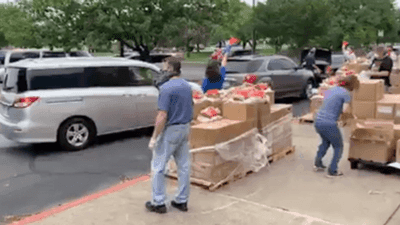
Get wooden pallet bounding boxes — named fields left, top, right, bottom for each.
left=299, top=113, right=315, bottom=123
left=268, top=146, right=296, bottom=163
left=167, top=166, right=254, bottom=191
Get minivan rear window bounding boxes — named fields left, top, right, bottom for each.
left=3, top=68, right=28, bottom=93
left=225, top=59, right=264, bottom=73
left=0, top=51, right=6, bottom=66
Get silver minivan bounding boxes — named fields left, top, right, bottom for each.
left=0, top=57, right=161, bottom=151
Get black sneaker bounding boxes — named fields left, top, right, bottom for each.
left=313, top=165, right=326, bottom=172
left=145, top=201, right=167, bottom=214
left=326, top=171, right=344, bottom=178
left=171, top=200, right=188, bottom=212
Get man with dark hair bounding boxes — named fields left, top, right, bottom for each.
left=304, top=48, right=322, bottom=84
left=146, top=56, right=193, bottom=214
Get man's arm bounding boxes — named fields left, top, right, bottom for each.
left=152, top=110, right=167, bottom=140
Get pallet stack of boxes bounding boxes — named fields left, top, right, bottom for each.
left=169, top=85, right=294, bottom=189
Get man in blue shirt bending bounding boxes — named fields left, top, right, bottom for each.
left=202, top=44, right=232, bottom=93
left=146, top=57, right=193, bottom=214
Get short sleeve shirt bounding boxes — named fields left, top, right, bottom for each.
left=202, top=67, right=226, bottom=93
left=316, top=86, right=351, bottom=124
left=158, top=78, right=193, bottom=125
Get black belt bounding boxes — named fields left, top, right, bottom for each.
left=169, top=123, right=188, bottom=126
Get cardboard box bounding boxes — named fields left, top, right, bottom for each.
left=310, top=95, right=324, bottom=114
left=376, top=95, right=396, bottom=120
left=394, top=125, right=400, bottom=141
left=394, top=104, right=400, bottom=124
left=397, top=140, right=400, bottom=163
left=353, top=80, right=384, bottom=102
left=266, top=90, right=275, bottom=105
left=257, top=100, right=271, bottom=130
left=349, top=120, right=395, bottom=163
left=389, top=86, right=400, bottom=94
left=346, top=63, right=370, bottom=74
left=390, top=72, right=400, bottom=87
left=193, top=99, right=211, bottom=120
left=352, top=101, right=376, bottom=119
left=209, top=99, right=224, bottom=115
left=269, top=104, right=292, bottom=124
left=222, top=101, right=257, bottom=121
left=190, top=119, right=256, bottom=149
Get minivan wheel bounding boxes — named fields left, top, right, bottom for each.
left=58, top=118, right=95, bottom=151
left=301, top=80, right=314, bottom=99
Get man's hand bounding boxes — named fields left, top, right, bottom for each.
left=148, top=137, right=157, bottom=151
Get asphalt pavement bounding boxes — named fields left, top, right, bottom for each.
left=0, top=62, right=311, bottom=223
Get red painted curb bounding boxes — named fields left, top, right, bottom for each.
left=12, top=175, right=150, bottom=225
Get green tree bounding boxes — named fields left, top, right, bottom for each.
left=0, top=3, right=38, bottom=48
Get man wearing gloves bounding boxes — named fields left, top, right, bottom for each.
left=146, top=57, right=193, bottom=214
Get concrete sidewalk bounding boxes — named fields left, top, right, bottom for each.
left=20, top=124, right=400, bottom=225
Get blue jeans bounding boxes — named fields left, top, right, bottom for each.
left=314, top=121, right=343, bottom=174
left=151, top=123, right=191, bottom=206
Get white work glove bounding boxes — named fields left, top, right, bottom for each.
left=148, top=137, right=157, bottom=151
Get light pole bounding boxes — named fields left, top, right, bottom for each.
left=252, top=0, right=256, bottom=54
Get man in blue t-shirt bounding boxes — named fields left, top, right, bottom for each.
left=314, top=75, right=359, bottom=178
left=146, top=57, right=193, bottom=214
left=202, top=44, right=231, bottom=93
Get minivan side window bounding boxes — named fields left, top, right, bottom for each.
left=87, top=67, right=128, bottom=87
left=129, top=67, right=155, bottom=86
left=3, top=68, right=28, bottom=93
left=42, top=52, right=67, bottom=58
left=28, top=68, right=85, bottom=91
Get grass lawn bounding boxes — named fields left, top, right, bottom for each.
left=183, top=52, right=212, bottom=64
left=261, top=48, right=275, bottom=56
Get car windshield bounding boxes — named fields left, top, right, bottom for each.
left=69, top=51, right=91, bottom=57
left=9, top=51, right=40, bottom=63
left=332, top=55, right=344, bottom=64
left=225, top=59, right=264, bottom=73
left=3, top=67, right=28, bottom=93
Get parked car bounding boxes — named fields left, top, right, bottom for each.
left=0, top=57, right=200, bottom=151
left=222, top=55, right=315, bottom=99
left=300, top=48, right=332, bottom=83
left=0, top=57, right=164, bottom=151
left=0, top=49, right=93, bottom=82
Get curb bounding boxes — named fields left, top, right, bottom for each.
left=11, top=175, right=150, bottom=225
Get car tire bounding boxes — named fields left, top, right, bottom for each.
left=58, top=118, right=96, bottom=151
left=301, top=80, right=314, bottom=99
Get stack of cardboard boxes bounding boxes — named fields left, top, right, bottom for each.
left=170, top=87, right=294, bottom=188
left=389, top=69, right=400, bottom=94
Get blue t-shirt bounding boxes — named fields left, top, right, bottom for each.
left=202, top=67, right=226, bottom=93
left=316, top=86, right=351, bottom=124
left=158, top=78, right=193, bottom=125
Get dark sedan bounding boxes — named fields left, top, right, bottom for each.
left=222, top=55, right=315, bottom=99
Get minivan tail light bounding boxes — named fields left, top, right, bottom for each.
left=13, top=97, right=40, bottom=108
